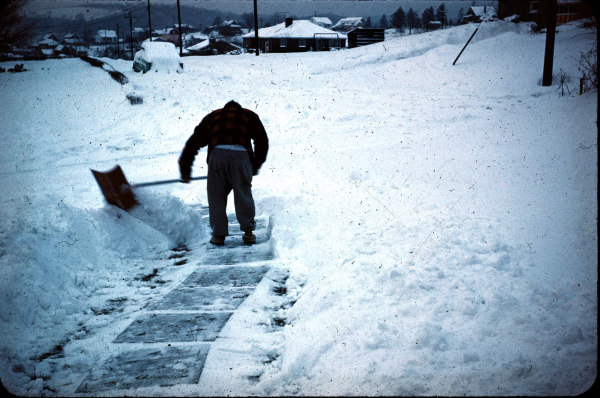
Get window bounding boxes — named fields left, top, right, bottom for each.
left=280, top=39, right=287, bottom=47
left=530, top=1, right=539, bottom=13
left=299, top=39, right=306, bottom=47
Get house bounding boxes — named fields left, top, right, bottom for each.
left=497, top=0, right=592, bottom=29
left=347, top=28, right=384, bottom=48
left=95, top=30, right=118, bottom=44
left=310, top=17, right=332, bottom=29
left=464, top=6, right=497, bottom=23
left=155, top=28, right=181, bottom=45
left=184, top=32, right=209, bottom=47
left=54, top=44, right=77, bottom=57
left=332, top=17, right=366, bottom=32
left=38, top=33, right=59, bottom=49
left=208, top=20, right=244, bottom=36
left=62, top=33, right=84, bottom=46
left=173, top=23, right=196, bottom=34
left=427, top=21, right=442, bottom=31
left=186, top=37, right=240, bottom=55
left=242, top=18, right=347, bottom=53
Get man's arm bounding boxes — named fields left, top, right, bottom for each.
left=251, top=114, right=269, bottom=175
left=178, top=116, right=211, bottom=179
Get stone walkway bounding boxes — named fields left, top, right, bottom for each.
left=76, top=207, right=275, bottom=394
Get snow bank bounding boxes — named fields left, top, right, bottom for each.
left=0, top=19, right=596, bottom=396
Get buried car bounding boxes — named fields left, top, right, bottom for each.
left=133, top=41, right=183, bottom=73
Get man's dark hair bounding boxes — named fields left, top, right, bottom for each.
left=224, top=100, right=241, bottom=109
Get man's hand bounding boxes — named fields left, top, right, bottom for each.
left=181, top=175, right=191, bottom=184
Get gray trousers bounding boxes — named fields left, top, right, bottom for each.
left=207, top=148, right=256, bottom=236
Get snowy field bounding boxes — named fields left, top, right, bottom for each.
left=1, top=20, right=597, bottom=396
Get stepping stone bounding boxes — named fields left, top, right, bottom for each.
left=149, top=287, right=254, bottom=311
left=113, top=312, right=233, bottom=343
left=204, top=248, right=275, bottom=265
left=182, top=265, right=270, bottom=288
left=76, top=345, right=209, bottom=393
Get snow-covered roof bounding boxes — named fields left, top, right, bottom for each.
left=186, top=40, right=209, bottom=51
left=310, top=17, right=332, bottom=25
left=243, top=20, right=347, bottom=39
left=185, top=32, right=208, bottom=40
left=96, top=30, right=117, bottom=38
left=333, top=17, right=365, bottom=28
left=41, top=49, right=54, bottom=55
left=39, top=38, right=59, bottom=46
left=469, top=6, right=487, bottom=17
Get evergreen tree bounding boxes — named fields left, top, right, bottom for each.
left=379, top=14, right=389, bottom=29
left=436, top=3, right=447, bottom=29
left=406, top=8, right=417, bottom=34
left=421, top=7, right=435, bottom=31
left=365, top=16, right=373, bottom=28
left=457, top=7, right=465, bottom=25
left=390, top=7, right=406, bottom=33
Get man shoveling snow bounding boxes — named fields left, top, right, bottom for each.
left=178, top=100, right=269, bottom=245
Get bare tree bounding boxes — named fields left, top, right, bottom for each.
left=0, top=0, right=34, bottom=49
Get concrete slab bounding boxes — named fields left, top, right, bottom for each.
left=113, top=312, right=233, bottom=343
left=182, top=265, right=270, bottom=288
left=76, top=345, right=210, bottom=393
left=149, top=287, right=254, bottom=311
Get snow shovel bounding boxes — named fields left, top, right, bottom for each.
left=91, top=165, right=206, bottom=211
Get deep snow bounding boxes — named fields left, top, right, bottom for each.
left=1, top=20, right=597, bottom=396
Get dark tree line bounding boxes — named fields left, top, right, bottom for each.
left=378, top=3, right=456, bottom=34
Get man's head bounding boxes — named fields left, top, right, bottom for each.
left=224, top=100, right=241, bottom=109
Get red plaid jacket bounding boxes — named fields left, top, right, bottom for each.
left=179, top=104, right=269, bottom=177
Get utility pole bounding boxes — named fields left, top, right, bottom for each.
left=542, top=0, right=558, bottom=86
left=147, top=0, right=153, bottom=41
left=125, top=11, right=134, bottom=60
left=177, top=0, right=183, bottom=56
left=254, top=0, right=259, bottom=56
left=117, top=23, right=120, bottom=58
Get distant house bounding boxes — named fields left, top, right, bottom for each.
left=464, top=6, right=497, bottom=23
left=63, top=33, right=84, bottom=46
left=497, top=0, right=592, bottom=29
left=155, top=28, right=181, bottom=45
left=54, top=44, right=77, bottom=57
left=310, top=17, right=332, bottom=29
left=184, top=32, right=209, bottom=47
left=186, top=37, right=240, bottom=55
left=347, top=28, right=385, bottom=48
left=243, top=18, right=347, bottom=53
left=209, top=20, right=244, bottom=36
left=95, top=30, right=118, bottom=44
left=38, top=33, right=59, bottom=49
left=332, top=17, right=366, bottom=32
left=427, top=20, right=442, bottom=31
left=173, top=23, right=196, bottom=34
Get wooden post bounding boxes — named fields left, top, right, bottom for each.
left=177, top=0, right=183, bottom=56
left=147, top=0, right=153, bottom=42
left=254, top=0, right=259, bottom=56
left=542, top=0, right=558, bottom=86
left=453, top=26, right=479, bottom=65
left=128, top=12, right=134, bottom=60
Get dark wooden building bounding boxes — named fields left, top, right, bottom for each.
left=497, top=0, right=593, bottom=29
left=347, top=28, right=385, bottom=48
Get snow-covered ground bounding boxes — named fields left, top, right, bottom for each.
left=1, top=20, right=597, bottom=396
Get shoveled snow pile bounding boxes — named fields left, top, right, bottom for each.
left=0, top=20, right=597, bottom=396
